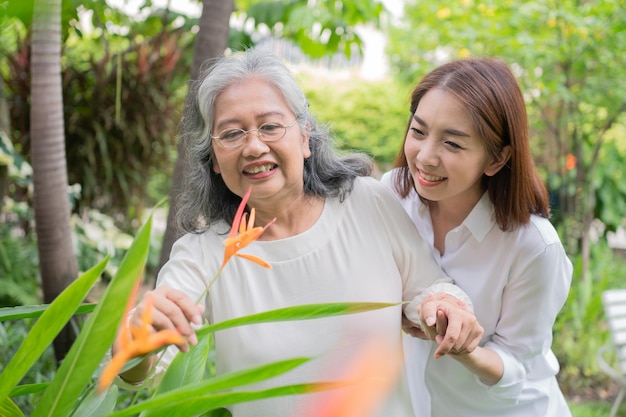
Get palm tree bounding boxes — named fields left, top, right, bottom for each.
left=158, top=0, right=234, bottom=272
left=30, top=0, right=78, bottom=362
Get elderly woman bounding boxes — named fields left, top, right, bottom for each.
left=116, top=47, right=481, bottom=417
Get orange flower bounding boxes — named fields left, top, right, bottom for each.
left=297, top=340, right=403, bottom=417
left=565, top=153, right=576, bottom=170
left=98, top=286, right=185, bottom=393
left=220, top=186, right=276, bottom=269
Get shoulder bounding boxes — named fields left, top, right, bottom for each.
left=171, top=224, right=227, bottom=253
left=351, top=176, right=401, bottom=206
left=349, top=176, right=422, bottom=235
left=525, top=215, right=563, bottom=247
left=506, top=215, right=569, bottom=266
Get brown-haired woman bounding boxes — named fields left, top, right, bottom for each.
left=382, top=57, right=572, bottom=417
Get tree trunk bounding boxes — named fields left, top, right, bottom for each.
left=0, top=77, right=9, bottom=207
left=30, top=0, right=79, bottom=362
left=157, top=0, right=234, bottom=274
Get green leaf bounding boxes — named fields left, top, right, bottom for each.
left=151, top=332, right=212, bottom=396
left=0, top=303, right=97, bottom=321
left=113, top=381, right=340, bottom=417
left=31, top=216, right=153, bottom=417
left=0, top=396, right=25, bottom=417
left=9, top=383, right=48, bottom=397
left=196, top=302, right=398, bottom=338
left=72, top=385, right=118, bottom=417
left=0, top=257, right=109, bottom=401
left=108, top=357, right=319, bottom=417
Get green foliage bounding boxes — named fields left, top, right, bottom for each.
left=235, top=0, right=385, bottom=58
left=2, top=12, right=193, bottom=226
left=553, top=240, right=626, bottom=396
left=72, top=208, right=163, bottom=283
left=302, top=76, right=410, bottom=169
left=570, top=401, right=626, bottom=417
left=0, top=319, right=57, bottom=413
left=386, top=0, right=626, bottom=247
left=0, top=212, right=398, bottom=415
left=0, top=201, right=39, bottom=307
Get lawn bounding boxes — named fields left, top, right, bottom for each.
left=570, top=400, right=626, bottom=417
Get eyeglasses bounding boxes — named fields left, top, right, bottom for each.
left=211, top=118, right=298, bottom=148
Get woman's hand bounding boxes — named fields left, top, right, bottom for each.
left=129, top=285, right=204, bottom=353
left=418, top=293, right=484, bottom=359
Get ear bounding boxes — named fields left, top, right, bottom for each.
left=302, top=120, right=312, bottom=159
left=484, top=145, right=511, bottom=177
left=213, top=159, right=221, bottom=174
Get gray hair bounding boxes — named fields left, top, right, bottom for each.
left=176, top=47, right=372, bottom=233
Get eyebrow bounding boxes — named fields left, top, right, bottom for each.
left=215, top=111, right=287, bottom=131
left=412, top=114, right=470, bottom=138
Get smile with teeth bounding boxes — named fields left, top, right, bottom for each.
left=244, top=163, right=277, bottom=174
left=419, top=170, right=446, bottom=182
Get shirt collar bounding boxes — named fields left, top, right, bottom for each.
left=414, top=191, right=496, bottom=242
left=462, top=192, right=496, bottom=242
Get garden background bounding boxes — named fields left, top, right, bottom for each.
left=1, top=0, right=626, bottom=415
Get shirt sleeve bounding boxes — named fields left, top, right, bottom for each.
left=370, top=177, right=472, bottom=322
left=377, top=172, right=473, bottom=324
left=481, top=234, right=572, bottom=400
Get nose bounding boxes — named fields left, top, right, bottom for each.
left=241, top=129, right=269, bottom=156
left=415, top=137, right=439, bottom=167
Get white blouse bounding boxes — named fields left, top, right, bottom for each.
left=155, top=176, right=465, bottom=417
left=382, top=170, right=573, bottom=417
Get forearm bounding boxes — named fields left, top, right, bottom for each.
left=451, top=346, right=503, bottom=386
left=118, top=354, right=157, bottom=384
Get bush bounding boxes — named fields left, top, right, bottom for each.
left=554, top=238, right=626, bottom=399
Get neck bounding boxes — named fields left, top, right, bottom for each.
left=254, top=195, right=325, bottom=240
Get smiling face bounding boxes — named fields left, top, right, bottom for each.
left=211, top=77, right=311, bottom=208
left=404, top=88, right=510, bottom=213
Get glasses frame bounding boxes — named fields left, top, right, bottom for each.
left=211, top=118, right=299, bottom=148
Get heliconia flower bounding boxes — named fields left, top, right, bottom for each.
left=97, top=286, right=185, bottom=393
left=565, top=153, right=577, bottom=170
left=297, top=340, right=403, bottom=417
left=220, top=186, right=276, bottom=269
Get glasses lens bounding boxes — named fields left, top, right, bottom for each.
left=218, top=129, right=246, bottom=147
left=259, top=123, right=286, bottom=141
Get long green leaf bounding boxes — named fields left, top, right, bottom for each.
left=0, top=396, right=25, bottom=417
left=72, top=385, right=118, bottom=417
left=108, top=357, right=314, bottom=417
left=31, top=216, right=153, bottom=417
left=0, top=303, right=97, bottom=321
left=0, top=257, right=108, bottom=401
left=151, top=332, right=212, bottom=395
left=112, top=382, right=341, bottom=417
left=195, top=302, right=398, bottom=338
left=9, top=383, right=48, bottom=397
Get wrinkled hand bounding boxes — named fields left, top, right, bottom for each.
left=419, top=293, right=483, bottom=359
left=130, top=285, right=204, bottom=353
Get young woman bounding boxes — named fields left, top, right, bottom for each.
left=382, top=57, right=572, bottom=417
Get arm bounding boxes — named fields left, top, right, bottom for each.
left=467, top=239, right=571, bottom=395
left=117, top=285, right=203, bottom=383
left=413, top=292, right=484, bottom=359
left=430, top=237, right=571, bottom=401
left=116, top=233, right=216, bottom=384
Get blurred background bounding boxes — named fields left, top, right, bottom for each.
left=1, top=0, right=625, bottom=415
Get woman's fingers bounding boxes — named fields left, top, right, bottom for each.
left=131, top=286, right=204, bottom=352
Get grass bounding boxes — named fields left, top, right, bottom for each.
left=570, top=400, right=626, bottom=417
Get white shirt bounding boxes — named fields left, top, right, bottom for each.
left=156, top=176, right=462, bottom=417
left=381, top=170, right=573, bottom=417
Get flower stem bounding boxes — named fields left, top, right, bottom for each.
left=195, top=267, right=223, bottom=305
